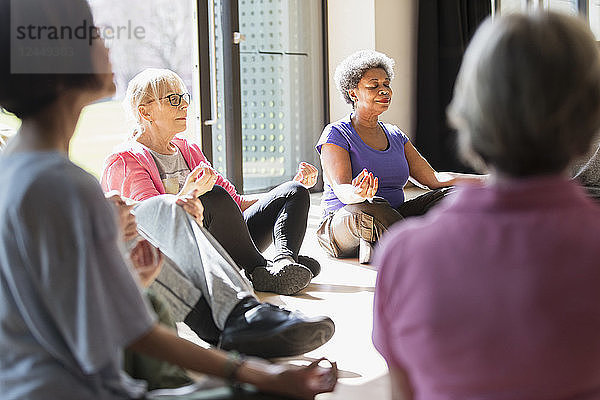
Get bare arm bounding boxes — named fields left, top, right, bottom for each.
left=320, top=143, right=378, bottom=204
left=128, top=325, right=337, bottom=399
left=405, top=142, right=486, bottom=189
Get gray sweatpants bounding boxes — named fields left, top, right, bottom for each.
left=132, top=195, right=256, bottom=330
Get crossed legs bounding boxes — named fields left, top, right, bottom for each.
left=133, top=195, right=255, bottom=333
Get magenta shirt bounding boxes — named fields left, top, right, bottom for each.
left=373, top=177, right=600, bottom=399
left=316, top=114, right=410, bottom=213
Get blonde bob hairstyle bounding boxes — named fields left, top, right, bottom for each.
left=124, top=68, right=188, bottom=137
left=448, top=12, right=600, bottom=177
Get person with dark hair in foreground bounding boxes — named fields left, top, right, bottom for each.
left=374, top=11, right=600, bottom=400
left=0, top=0, right=337, bottom=399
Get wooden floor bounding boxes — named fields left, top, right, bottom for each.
left=177, top=189, right=424, bottom=399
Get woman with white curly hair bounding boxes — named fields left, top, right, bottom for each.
left=316, top=50, right=482, bottom=263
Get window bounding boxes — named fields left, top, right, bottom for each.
left=5, top=0, right=328, bottom=193
left=206, top=0, right=325, bottom=193
left=589, top=0, right=600, bottom=38
left=496, top=0, right=599, bottom=39
left=69, top=0, right=201, bottom=178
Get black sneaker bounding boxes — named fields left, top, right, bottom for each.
left=250, top=261, right=312, bottom=295
left=219, top=299, right=335, bottom=358
left=297, top=255, right=321, bottom=277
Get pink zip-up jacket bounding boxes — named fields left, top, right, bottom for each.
left=101, top=137, right=243, bottom=207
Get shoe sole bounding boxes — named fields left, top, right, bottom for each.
left=220, top=317, right=335, bottom=358
left=251, top=264, right=312, bottom=295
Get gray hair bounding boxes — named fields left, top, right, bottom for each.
left=334, top=50, right=395, bottom=106
left=448, top=12, right=600, bottom=177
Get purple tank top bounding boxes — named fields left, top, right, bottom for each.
left=316, top=114, right=410, bottom=214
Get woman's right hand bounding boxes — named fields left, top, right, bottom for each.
left=176, top=189, right=205, bottom=227
left=179, top=163, right=217, bottom=198
left=352, top=169, right=379, bottom=199
left=242, top=357, right=338, bottom=399
left=274, top=358, right=338, bottom=399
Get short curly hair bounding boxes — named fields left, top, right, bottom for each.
left=334, top=50, right=395, bottom=106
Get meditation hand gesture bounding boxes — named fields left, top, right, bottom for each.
left=352, top=169, right=378, bottom=199
left=293, top=162, right=319, bottom=188
left=179, top=163, right=217, bottom=198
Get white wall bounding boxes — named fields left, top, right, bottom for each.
left=375, top=0, right=416, bottom=137
left=327, top=0, right=417, bottom=138
left=327, top=0, right=376, bottom=122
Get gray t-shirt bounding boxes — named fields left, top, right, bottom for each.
left=148, top=147, right=191, bottom=195
left=0, top=151, right=156, bottom=400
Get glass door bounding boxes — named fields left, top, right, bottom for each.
left=238, top=0, right=325, bottom=192
left=204, top=0, right=326, bottom=193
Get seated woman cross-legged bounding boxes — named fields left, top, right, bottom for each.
left=102, top=68, right=320, bottom=295
left=317, top=50, right=483, bottom=263
left=374, top=12, right=600, bottom=399
left=103, top=192, right=334, bottom=360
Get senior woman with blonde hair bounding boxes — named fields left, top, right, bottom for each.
left=102, top=68, right=322, bottom=296
left=317, top=50, right=482, bottom=263
left=374, top=11, right=600, bottom=399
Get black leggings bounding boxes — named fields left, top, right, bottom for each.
left=200, top=182, right=310, bottom=272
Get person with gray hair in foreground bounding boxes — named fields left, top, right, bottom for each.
left=374, top=11, right=600, bottom=399
left=316, top=50, right=482, bottom=263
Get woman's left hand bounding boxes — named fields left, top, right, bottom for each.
left=294, top=162, right=319, bottom=188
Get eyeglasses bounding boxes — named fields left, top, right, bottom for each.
left=143, top=93, right=191, bottom=107
left=161, top=93, right=191, bottom=107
